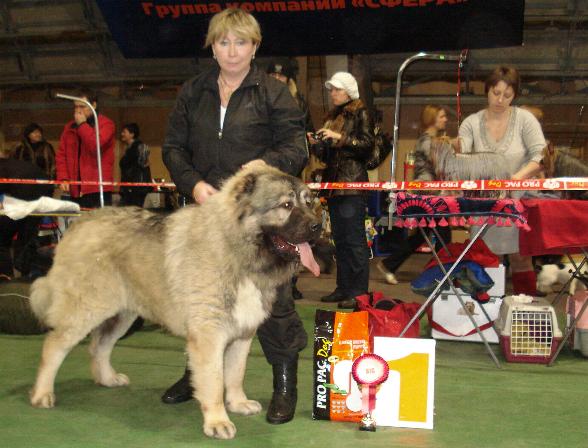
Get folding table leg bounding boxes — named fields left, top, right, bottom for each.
left=549, top=253, right=588, bottom=307
left=398, top=223, right=501, bottom=367
left=548, top=248, right=588, bottom=366
left=420, top=225, right=501, bottom=368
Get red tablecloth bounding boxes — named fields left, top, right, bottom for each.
left=519, top=199, right=588, bottom=256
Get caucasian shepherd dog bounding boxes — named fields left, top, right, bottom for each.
left=29, top=165, right=321, bottom=440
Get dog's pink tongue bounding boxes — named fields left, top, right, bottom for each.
left=297, top=242, right=320, bottom=277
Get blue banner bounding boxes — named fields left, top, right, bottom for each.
left=96, top=0, right=524, bottom=58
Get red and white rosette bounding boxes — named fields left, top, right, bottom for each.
left=352, top=354, right=389, bottom=430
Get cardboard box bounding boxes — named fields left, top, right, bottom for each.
left=431, top=293, right=502, bottom=344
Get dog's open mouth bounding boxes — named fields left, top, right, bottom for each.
left=269, top=235, right=320, bottom=277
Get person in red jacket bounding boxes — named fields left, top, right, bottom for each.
left=56, top=88, right=115, bottom=208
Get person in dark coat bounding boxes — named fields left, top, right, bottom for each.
left=0, top=149, right=53, bottom=280
left=119, top=123, right=151, bottom=207
left=161, top=8, right=308, bottom=425
left=11, top=123, right=55, bottom=179
left=309, top=72, right=374, bottom=308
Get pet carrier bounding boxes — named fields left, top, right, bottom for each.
left=495, top=295, right=562, bottom=364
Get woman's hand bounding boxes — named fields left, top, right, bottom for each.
left=317, top=128, right=342, bottom=142
left=192, top=180, right=218, bottom=205
left=307, top=132, right=318, bottom=145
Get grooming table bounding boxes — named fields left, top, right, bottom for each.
left=519, top=198, right=588, bottom=366
left=395, top=193, right=530, bottom=368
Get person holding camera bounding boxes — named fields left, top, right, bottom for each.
left=309, top=72, right=374, bottom=307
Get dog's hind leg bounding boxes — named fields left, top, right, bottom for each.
left=89, top=310, right=137, bottom=387
left=30, top=326, right=90, bottom=408
left=186, top=330, right=236, bottom=440
left=224, top=336, right=262, bottom=416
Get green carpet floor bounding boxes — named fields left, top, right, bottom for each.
left=1, top=304, right=587, bottom=448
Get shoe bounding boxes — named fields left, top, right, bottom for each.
left=338, top=298, right=358, bottom=309
left=266, top=359, right=298, bottom=424
left=161, top=368, right=194, bottom=404
left=320, top=290, right=347, bottom=302
left=376, top=261, right=398, bottom=285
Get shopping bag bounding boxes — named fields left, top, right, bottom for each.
left=355, top=291, right=421, bottom=340
left=312, top=309, right=370, bottom=422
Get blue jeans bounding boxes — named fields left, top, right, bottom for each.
left=328, top=195, right=370, bottom=297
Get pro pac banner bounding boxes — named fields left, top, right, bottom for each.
left=96, top=0, right=524, bottom=58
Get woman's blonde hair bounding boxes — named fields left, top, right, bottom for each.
left=420, top=105, right=444, bottom=130
left=204, top=8, right=262, bottom=48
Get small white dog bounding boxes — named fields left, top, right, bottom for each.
left=536, top=263, right=588, bottom=295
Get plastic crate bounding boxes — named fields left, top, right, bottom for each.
left=496, top=295, right=562, bottom=364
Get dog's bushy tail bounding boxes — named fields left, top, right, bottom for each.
left=29, top=277, right=52, bottom=322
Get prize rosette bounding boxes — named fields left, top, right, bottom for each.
left=351, top=354, right=389, bottom=431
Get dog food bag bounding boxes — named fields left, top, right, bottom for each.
left=313, top=310, right=370, bottom=422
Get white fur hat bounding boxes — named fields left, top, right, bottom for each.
left=325, top=72, right=359, bottom=100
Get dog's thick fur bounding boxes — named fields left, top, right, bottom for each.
left=429, top=139, right=511, bottom=197
left=28, top=166, right=321, bottom=440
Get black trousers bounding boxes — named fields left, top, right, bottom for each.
left=0, top=215, right=41, bottom=277
left=382, top=225, right=452, bottom=273
left=327, top=195, right=370, bottom=297
left=256, top=282, right=308, bottom=365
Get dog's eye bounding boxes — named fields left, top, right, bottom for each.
left=282, top=201, right=293, bottom=210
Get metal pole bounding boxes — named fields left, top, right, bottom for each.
left=388, top=52, right=463, bottom=225
left=391, top=52, right=462, bottom=182
left=55, top=93, right=104, bottom=208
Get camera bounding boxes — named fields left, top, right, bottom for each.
left=310, top=131, right=333, bottom=161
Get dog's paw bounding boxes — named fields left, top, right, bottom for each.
left=203, top=419, right=237, bottom=439
left=227, top=399, right=262, bottom=415
left=30, top=389, right=56, bottom=408
left=98, top=373, right=130, bottom=387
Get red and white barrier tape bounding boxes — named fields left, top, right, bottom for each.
left=0, top=178, right=175, bottom=188
left=2, top=177, right=588, bottom=191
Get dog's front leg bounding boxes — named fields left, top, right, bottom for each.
left=224, top=335, right=262, bottom=415
left=186, top=331, right=236, bottom=440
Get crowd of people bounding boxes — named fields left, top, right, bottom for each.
left=0, top=6, right=561, bottom=428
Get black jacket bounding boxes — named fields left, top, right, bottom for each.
left=162, top=64, right=307, bottom=196
left=119, top=140, right=151, bottom=183
left=315, top=99, right=374, bottom=196
left=0, top=158, right=53, bottom=200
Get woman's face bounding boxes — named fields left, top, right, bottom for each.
left=329, top=87, right=351, bottom=106
left=434, top=109, right=448, bottom=131
left=27, top=129, right=43, bottom=144
left=212, top=31, right=256, bottom=77
left=487, top=80, right=515, bottom=113
left=120, top=128, right=134, bottom=145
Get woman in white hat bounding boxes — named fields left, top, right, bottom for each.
left=309, top=71, right=374, bottom=307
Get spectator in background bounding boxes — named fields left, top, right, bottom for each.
left=266, top=57, right=314, bottom=133
left=377, top=105, right=452, bottom=284
left=119, top=123, right=151, bottom=207
left=11, top=123, right=55, bottom=179
left=56, top=88, right=115, bottom=208
left=310, top=72, right=374, bottom=308
left=0, top=147, right=53, bottom=281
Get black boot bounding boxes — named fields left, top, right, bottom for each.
left=161, top=367, right=194, bottom=404
left=266, top=359, right=298, bottom=424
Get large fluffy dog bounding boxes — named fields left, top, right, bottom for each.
left=28, top=165, right=321, bottom=440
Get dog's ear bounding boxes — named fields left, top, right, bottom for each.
left=233, top=172, right=257, bottom=202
